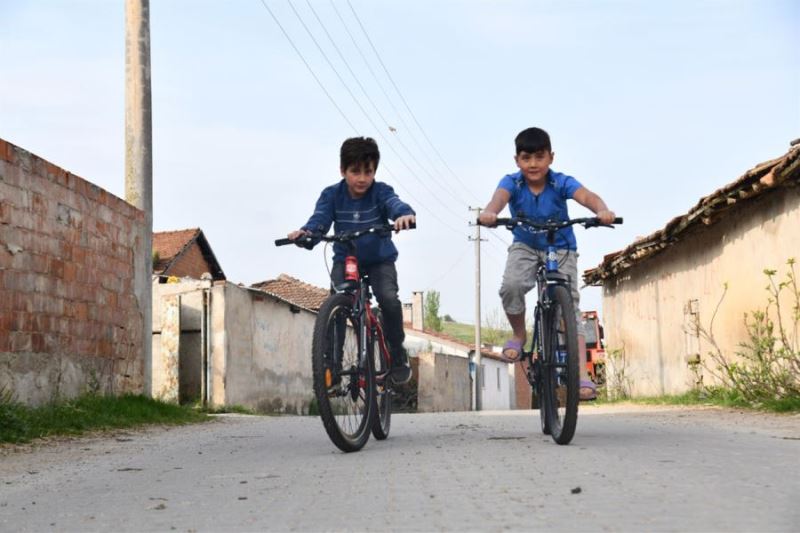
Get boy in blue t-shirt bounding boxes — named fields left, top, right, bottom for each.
left=287, top=137, right=416, bottom=384
left=478, top=127, right=616, bottom=400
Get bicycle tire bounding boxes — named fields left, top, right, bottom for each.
left=311, top=293, right=375, bottom=452
left=531, top=315, right=551, bottom=435
left=370, top=310, right=392, bottom=440
left=542, top=285, right=579, bottom=445
left=537, top=372, right=550, bottom=435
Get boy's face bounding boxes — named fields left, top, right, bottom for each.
left=515, top=149, right=554, bottom=184
left=341, top=161, right=376, bottom=198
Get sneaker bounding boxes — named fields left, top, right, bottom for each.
left=390, top=346, right=412, bottom=385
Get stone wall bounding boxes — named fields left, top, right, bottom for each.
left=0, top=138, right=147, bottom=404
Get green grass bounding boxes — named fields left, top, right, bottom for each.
left=198, top=404, right=255, bottom=415
left=596, top=387, right=800, bottom=413
left=440, top=321, right=512, bottom=345
left=0, top=393, right=208, bottom=444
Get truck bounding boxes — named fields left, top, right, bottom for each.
left=582, top=311, right=606, bottom=385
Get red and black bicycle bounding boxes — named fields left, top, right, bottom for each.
left=275, top=224, right=413, bottom=452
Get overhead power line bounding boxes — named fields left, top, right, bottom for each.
left=283, top=1, right=468, bottom=225
left=304, top=0, right=472, bottom=208
left=257, top=0, right=467, bottom=238
left=345, top=0, right=483, bottom=203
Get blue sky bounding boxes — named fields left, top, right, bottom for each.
left=1, top=0, right=798, bottom=324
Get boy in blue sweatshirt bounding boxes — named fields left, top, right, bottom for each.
left=287, top=137, right=416, bottom=384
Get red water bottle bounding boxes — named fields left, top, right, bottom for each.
left=344, top=255, right=359, bottom=281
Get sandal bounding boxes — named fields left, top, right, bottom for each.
left=579, top=379, right=597, bottom=401
left=501, top=339, right=524, bottom=362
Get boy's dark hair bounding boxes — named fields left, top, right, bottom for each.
left=340, top=137, right=380, bottom=172
left=515, top=127, right=551, bottom=155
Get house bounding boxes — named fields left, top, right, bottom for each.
left=583, top=141, right=800, bottom=396
left=152, top=228, right=225, bottom=281
left=402, top=293, right=517, bottom=411
left=151, top=273, right=321, bottom=412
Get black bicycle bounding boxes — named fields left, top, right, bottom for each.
left=481, top=216, right=622, bottom=444
left=275, top=223, right=413, bottom=452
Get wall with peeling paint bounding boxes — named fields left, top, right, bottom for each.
left=151, top=280, right=314, bottom=413
left=601, top=187, right=800, bottom=396
left=220, top=284, right=314, bottom=414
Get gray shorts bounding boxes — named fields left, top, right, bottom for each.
left=499, top=243, right=584, bottom=336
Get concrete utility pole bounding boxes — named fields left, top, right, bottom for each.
left=125, top=0, right=153, bottom=396
left=469, top=207, right=486, bottom=411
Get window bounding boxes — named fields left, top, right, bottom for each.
left=497, top=367, right=501, bottom=391
left=480, top=364, right=486, bottom=389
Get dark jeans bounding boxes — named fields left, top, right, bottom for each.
left=331, top=261, right=405, bottom=351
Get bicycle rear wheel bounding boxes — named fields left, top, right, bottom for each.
left=370, top=309, right=392, bottom=440
left=370, top=339, right=392, bottom=440
left=542, top=285, right=579, bottom=445
left=312, top=293, right=375, bottom=452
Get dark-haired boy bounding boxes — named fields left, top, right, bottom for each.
left=288, top=137, right=416, bottom=384
left=478, top=127, right=616, bottom=400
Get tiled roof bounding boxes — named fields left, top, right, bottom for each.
left=153, top=229, right=200, bottom=274
left=251, top=274, right=329, bottom=313
left=152, top=228, right=226, bottom=280
left=584, top=141, right=800, bottom=286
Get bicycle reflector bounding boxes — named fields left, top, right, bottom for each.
left=344, top=256, right=359, bottom=281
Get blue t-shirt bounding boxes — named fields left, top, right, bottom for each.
left=498, top=169, right=583, bottom=250
left=302, top=180, right=415, bottom=265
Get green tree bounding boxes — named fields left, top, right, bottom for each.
left=425, top=290, right=443, bottom=332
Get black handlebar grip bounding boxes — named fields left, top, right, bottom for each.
left=275, top=238, right=294, bottom=247
left=614, top=217, right=623, bottom=224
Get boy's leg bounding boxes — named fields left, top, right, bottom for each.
left=365, top=262, right=411, bottom=383
left=499, top=243, right=539, bottom=359
left=559, top=250, right=594, bottom=400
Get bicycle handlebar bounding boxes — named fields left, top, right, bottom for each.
left=275, top=222, right=416, bottom=248
left=484, top=216, right=622, bottom=231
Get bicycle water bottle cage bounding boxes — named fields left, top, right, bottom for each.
left=344, top=256, right=359, bottom=281
left=545, top=272, right=571, bottom=284
left=334, top=280, right=359, bottom=292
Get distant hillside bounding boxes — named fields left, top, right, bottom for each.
left=440, top=321, right=512, bottom=346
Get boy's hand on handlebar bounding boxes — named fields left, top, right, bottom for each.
left=394, top=215, right=416, bottom=232
left=596, top=210, right=616, bottom=225
left=478, top=211, right=498, bottom=227
left=287, top=229, right=310, bottom=241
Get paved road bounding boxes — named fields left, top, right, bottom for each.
left=1, top=405, right=798, bottom=532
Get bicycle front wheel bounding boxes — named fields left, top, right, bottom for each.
left=312, top=293, right=375, bottom=452
left=542, top=285, right=579, bottom=445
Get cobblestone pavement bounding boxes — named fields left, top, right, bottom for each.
left=1, top=405, right=798, bottom=532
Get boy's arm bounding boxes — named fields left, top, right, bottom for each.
left=478, top=188, right=511, bottom=226
left=377, top=184, right=416, bottom=231
left=287, top=189, right=334, bottom=242
left=572, top=187, right=616, bottom=224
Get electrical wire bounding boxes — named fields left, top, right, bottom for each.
left=258, top=0, right=466, bottom=238
left=329, top=0, right=478, bottom=207
left=285, top=1, right=468, bottom=224
left=346, top=0, right=483, bottom=202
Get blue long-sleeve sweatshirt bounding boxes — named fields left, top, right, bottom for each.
left=301, top=180, right=415, bottom=265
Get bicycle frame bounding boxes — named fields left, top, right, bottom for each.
left=334, top=250, right=392, bottom=384
left=524, top=232, right=572, bottom=386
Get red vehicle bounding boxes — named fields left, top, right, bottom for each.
left=583, top=311, right=606, bottom=385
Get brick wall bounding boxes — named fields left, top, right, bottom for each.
left=168, top=241, right=212, bottom=279
left=0, top=138, right=147, bottom=404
